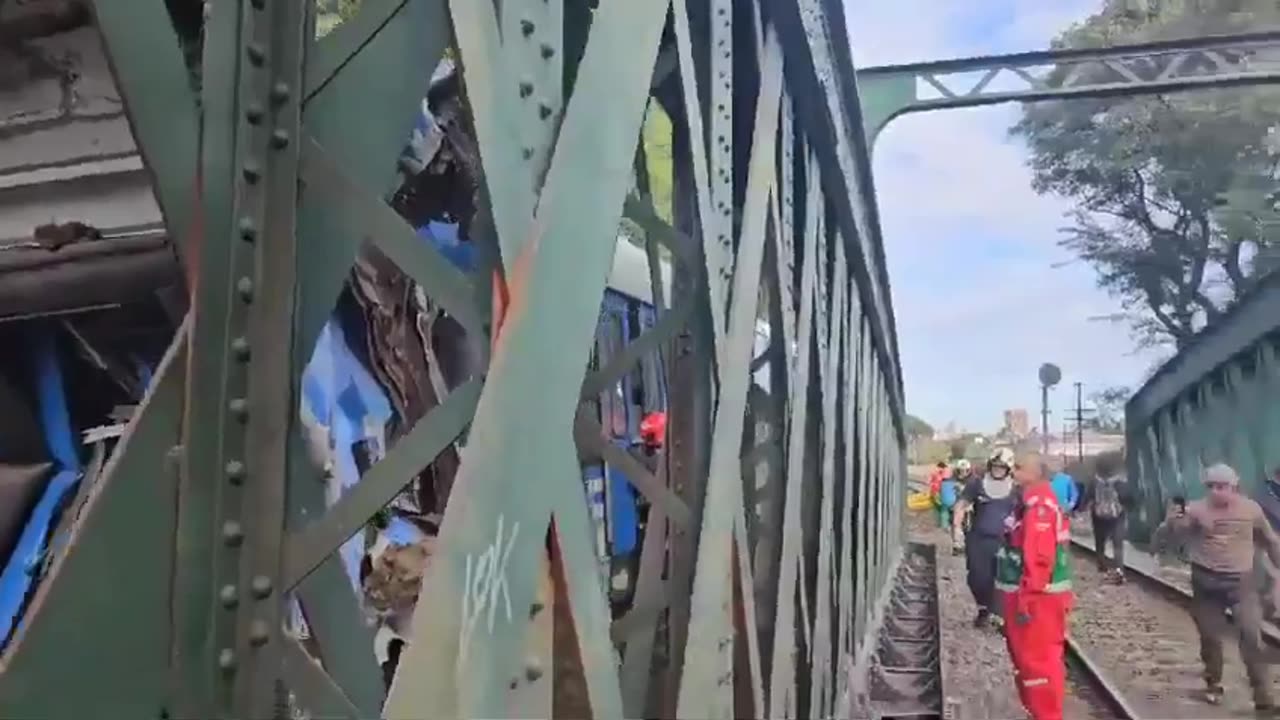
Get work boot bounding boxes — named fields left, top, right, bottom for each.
left=989, top=614, right=1005, bottom=633
left=973, top=609, right=990, bottom=628
left=1206, top=683, right=1225, bottom=705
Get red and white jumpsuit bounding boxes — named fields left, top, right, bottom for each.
left=1000, top=481, right=1073, bottom=720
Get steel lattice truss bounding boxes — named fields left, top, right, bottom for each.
left=1125, top=273, right=1280, bottom=543
left=859, top=29, right=1280, bottom=141
left=0, top=0, right=906, bottom=718
left=854, top=26, right=1280, bottom=567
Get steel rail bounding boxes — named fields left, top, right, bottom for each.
left=1064, top=634, right=1142, bottom=720
left=1069, top=538, right=1280, bottom=648
left=1069, top=538, right=1195, bottom=607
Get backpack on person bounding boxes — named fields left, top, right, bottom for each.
left=939, top=478, right=960, bottom=509
left=1093, top=476, right=1124, bottom=520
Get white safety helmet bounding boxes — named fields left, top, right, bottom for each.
left=988, top=447, right=1015, bottom=469
left=954, top=458, right=972, bottom=473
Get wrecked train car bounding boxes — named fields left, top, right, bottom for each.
left=0, top=4, right=671, bottom=677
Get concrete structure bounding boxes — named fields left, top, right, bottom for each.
left=0, top=2, right=178, bottom=322
left=1046, top=431, right=1125, bottom=461
left=1003, top=408, right=1030, bottom=438
left=1, top=13, right=160, bottom=241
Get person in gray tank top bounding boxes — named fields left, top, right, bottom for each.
left=1154, top=463, right=1280, bottom=714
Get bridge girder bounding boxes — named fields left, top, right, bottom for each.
left=0, top=0, right=910, bottom=718
left=858, top=30, right=1280, bottom=143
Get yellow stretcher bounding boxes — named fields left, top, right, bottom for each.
left=907, top=491, right=934, bottom=511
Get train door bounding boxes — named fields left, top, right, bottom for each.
left=584, top=299, right=628, bottom=584
left=583, top=288, right=669, bottom=608
left=599, top=294, right=639, bottom=591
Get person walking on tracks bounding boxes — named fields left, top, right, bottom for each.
left=953, top=447, right=1017, bottom=629
left=938, top=460, right=964, bottom=538
left=1153, top=463, right=1280, bottom=714
left=996, top=450, right=1072, bottom=720
left=929, top=461, right=952, bottom=528
left=1048, top=457, right=1080, bottom=515
left=945, top=459, right=975, bottom=555
left=1083, top=454, right=1134, bottom=585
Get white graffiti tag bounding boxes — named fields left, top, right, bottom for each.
left=458, top=514, right=520, bottom=667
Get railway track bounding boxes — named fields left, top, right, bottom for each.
left=1069, top=538, right=1280, bottom=718
left=1065, top=634, right=1141, bottom=719
left=907, top=509, right=1130, bottom=719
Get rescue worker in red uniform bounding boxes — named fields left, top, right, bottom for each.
left=996, top=450, right=1073, bottom=720
left=639, top=411, right=667, bottom=450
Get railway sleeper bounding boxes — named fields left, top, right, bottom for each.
left=1070, top=537, right=1280, bottom=718
left=853, top=543, right=946, bottom=719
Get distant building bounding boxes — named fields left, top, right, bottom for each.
left=1047, top=431, right=1125, bottom=461
left=933, top=421, right=960, bottom=441
left=1003, top=409, right=1030, bottom=438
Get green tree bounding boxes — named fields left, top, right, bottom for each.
left=316, top=0, right=364, bottom=37
left=641, top=102, right=675, bottom=223
left=1088, top=385, right=1130, bottom=433
left=1012, top=0, right=1280, bottom=349
left=904, top=413, right=935, bottom=439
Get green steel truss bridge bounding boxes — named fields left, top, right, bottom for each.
left=0, top=1, right=1276, bottom=718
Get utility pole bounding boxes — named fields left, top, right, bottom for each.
left=1038, top=363, right=1061, bottom=456
left=1041, top=385, right=1050, bottom=454
left=1075, top=382, right=1085, bottom=464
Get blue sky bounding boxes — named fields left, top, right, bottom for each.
left=844, top=0, right=1168, bottom=433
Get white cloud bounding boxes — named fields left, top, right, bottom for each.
left=874, top=106, right=1074, bottom=262
left=842, top=0, right=1166, bottom=430
left=848, top=0, right=1100, bottom=67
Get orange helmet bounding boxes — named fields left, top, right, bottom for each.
left=640, top=411, right=667, bottom=447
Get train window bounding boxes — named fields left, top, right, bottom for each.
left=641, top=353, right=663, bottom=413
left=586, top=331, right=603, bottom=422
left=599, top=312, right=628, bottom=438
left=639, top=306, right=666, bottom=412
left=626, top=303, right=643, bottom=341
left=623, top=304, right=647, bottom=426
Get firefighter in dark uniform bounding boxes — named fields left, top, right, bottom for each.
left=953, top=447, right=1018, bottom=629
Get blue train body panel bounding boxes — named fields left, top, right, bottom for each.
left=594, top=286, right=665, bottom=560
left=0, top=220, right=667, bottom=640
left=0, top=327, right=82, bottom=647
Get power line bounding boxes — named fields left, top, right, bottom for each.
left=1071, top=382, right=1098, bottom=464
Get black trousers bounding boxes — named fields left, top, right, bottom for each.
left=965, top=533, right=1002, bottom=614
left=1092, top=515, right=1125, bottom=570
left=1190, top=565, right=1273, bottom=706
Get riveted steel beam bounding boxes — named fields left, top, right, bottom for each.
left=835, top=240, right=860, bottom=698
left=1128, top=272, right=1280, bottom=424
left=671, top=0, right=728, bottom=370
left=205, top=0, right=308, bottom=713
left=1126, top=272, right=1280, bottom=543
left=0, top=0, right=918, bottom=717
left=382, top=1, right=667, bottom=716
left=765, top=0, right=905, bottom=443
left=90, top=0, right=199, bottom=253
left=767, top=151, right=822, bottom=718
left=677, top=25, right=784, bottom=719
left=859, top=30, right=1280, bottom=143
left=808, top=226, right=845, bottom=717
